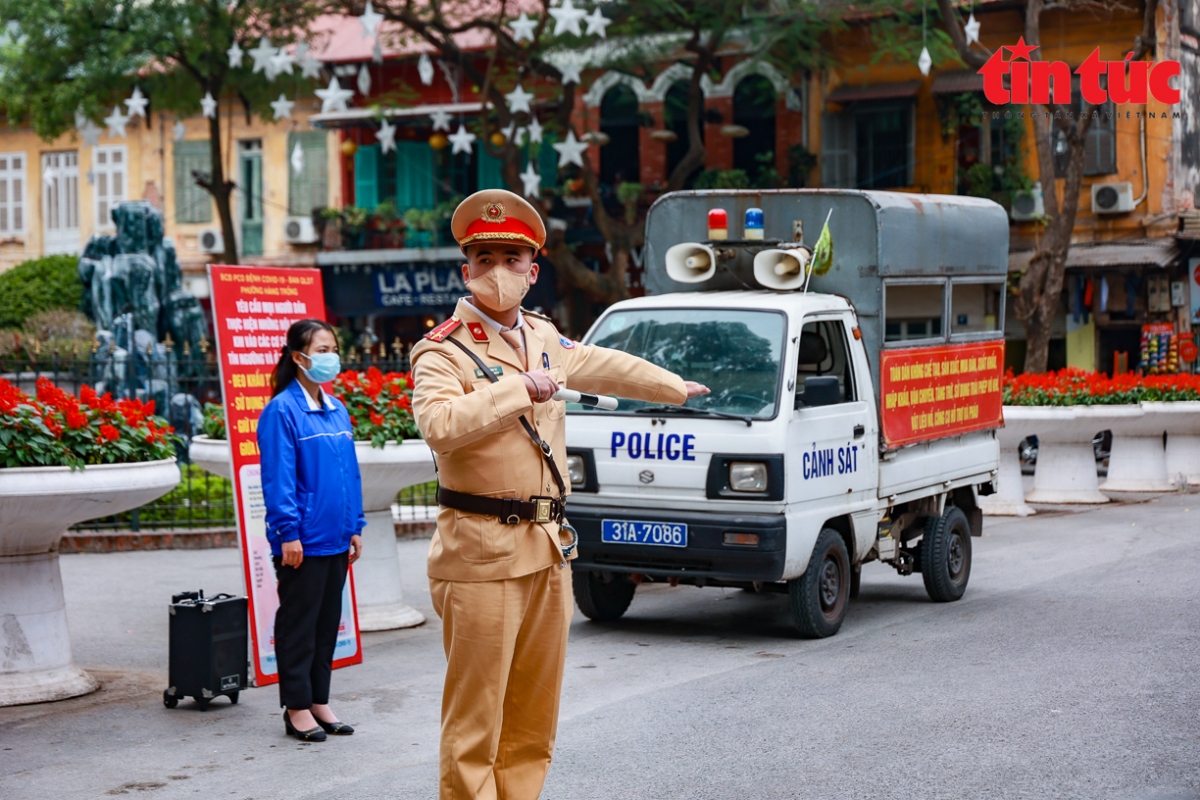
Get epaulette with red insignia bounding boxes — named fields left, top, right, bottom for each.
left=424, top=317, right=462, bottom=342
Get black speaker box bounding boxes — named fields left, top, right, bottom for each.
left=163, top=590, right=248, bottom=710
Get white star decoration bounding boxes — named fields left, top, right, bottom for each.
left=583, top=8, right=610, bottom=38
left=549, top=0, right=586, bottom=37
left=558, top=59, right=582, bottom=85
left=78, top=120, right=102, bottom=148
left=964, top=13, right=981, bottom=46
left=271, top=48, right=295, bottom=79
left=357, top=64, right=372, bottom=95
left=359, top=1, right=383, bottom=39
left=918, top=46, right=932, bottom=76
left=125, top=87, right=149, bottom=119
left=200, top=92, right=218, bottom=119
left=527, top=117, right=544, bottom=143
left=505, top=84, right=534, bottom=115
left=173, top=120, right=186, bottom=141
left=249, top=36, right=276, bottom=75
left=418, top=53, right=434, bottom=86
left=316, top=77, right=354, bottom=114
left=291, top=142, right=305, bottom=176
left=552, top=130, right=588, bottom=168
left=299, top=52, right=323, bottom=79
left=227, top=41, right=244, bottom=69
left=104, top=106, right=130, bottom=138
left=509, top=12, right=537, bottom=42
left=377, top=118, right=397, bottom=154
left=430, top=108, right=452, bottom=131
left=520, top=162, right=541, bottom=198
left=448, top=124, right=476, bottom=155
left=270, top=94, right=295, bottom=120
left=373, top=39, right=384, bottom=64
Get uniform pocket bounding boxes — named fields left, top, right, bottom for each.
left=452, top=489, right=521, bottom=563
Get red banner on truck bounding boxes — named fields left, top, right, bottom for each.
left=207, top=265, right=362, bottom=687
left=879, top=340, right=1005, bottom=448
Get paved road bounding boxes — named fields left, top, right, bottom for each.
left=2, top=494, right=1198, bottom=800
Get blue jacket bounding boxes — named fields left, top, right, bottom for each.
left=258, top=380, right=365, bottom=557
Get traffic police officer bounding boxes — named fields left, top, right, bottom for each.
left=410, top=189, right=708, bottom=800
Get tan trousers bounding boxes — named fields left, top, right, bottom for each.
left=430, top=564, right=574, bottom=800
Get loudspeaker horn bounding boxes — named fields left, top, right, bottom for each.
left=665, top=242, right=719, bottom=284
left=753, top=247, right=812, bottom=291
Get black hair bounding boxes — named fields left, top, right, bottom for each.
left=270, top=318, right=338, bottom=398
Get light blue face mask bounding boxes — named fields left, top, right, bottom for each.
left=299, top=351, right=341, bottom=383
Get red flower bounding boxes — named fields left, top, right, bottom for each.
left=99, top=424, right=120, bottom=442
left=66, top=410, right=88, bottom=430
left=369, top=411, right=384, bottom=426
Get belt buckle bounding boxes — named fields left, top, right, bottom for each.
left=534, top=497, right=553, bottom=524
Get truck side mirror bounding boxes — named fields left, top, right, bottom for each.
left=799, top=376, right=841, bottom=408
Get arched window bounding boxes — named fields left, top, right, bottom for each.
left=600, top=84, right=641, bottom=186
left=664, top=81, right=704, bottom=184
left=733, top=75, right=777, bottom=182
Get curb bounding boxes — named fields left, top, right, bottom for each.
left=61, top=522, right=437, bottom=553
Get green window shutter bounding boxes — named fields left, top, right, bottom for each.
left=537, top=135, right=558, bottom=189
left=173, top=140, right=213, bottom=224
left=288, top=131, right=328, bottom=215
left=395, top=142, right=436, bottom=210
left=477, top=144, right=506, bottom=190
left=355, top=144, right=380, bottom=209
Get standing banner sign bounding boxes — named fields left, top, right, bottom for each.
left=207, top=265, right=363, bottom=686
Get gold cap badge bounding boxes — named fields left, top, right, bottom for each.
left=481, top=202, right=507, bottom=224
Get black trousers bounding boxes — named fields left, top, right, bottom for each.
left=273, top=550, right=349, bottom=710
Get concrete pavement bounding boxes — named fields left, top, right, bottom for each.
left=1, top=493, right=1198, bottom=799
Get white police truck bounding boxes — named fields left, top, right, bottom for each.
left=563, top=190, right=1008, bottom=637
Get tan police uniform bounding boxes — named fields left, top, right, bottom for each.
left=410, top=190, right=688, bottom=800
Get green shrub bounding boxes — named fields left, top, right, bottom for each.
left=694, top=169, right=750, bottom=190
left=0, top=255, right=83, bottom=329
left=115, top=463, right=235, bottom=528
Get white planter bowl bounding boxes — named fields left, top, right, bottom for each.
left=0, top=458, right=179, bottom=706
left=979, top=408, right=1039, bottom=517
left=188, top=435, right=232, bottom=480
left=187, top=436, right=436, bottom=632
left=1100, top=404, right=1172, bottom=493
left=1021, top=406, right=1121, bottom=505
left=1153, top=401, right=1200, bottom=486
left=353, top=440, right=436, bottom=631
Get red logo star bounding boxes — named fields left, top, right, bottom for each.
left=1005, top=36, right=1038, bottom=61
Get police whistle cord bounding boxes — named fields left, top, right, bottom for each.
left=552, top=388, right=619, bottom=411
left=442, top=335, right=578, bottom=558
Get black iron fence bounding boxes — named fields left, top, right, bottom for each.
left=1, top=347, right=437, bottom=533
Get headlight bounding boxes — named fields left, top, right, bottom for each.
left=567, top=454, right=586, bottom=487
left=729, top=461, right=767, bottom=492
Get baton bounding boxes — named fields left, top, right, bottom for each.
left=552, top=388, right=620, bottom=410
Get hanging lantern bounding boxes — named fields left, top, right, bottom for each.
left=341, top=139, right=359, bottom=158
left=489, top=131, right=507, bottom=147
left=719, top=124, right=750, bottom=139
left=650, top=129, right=678, bottom=142
left=429, top=132, right=450, bottom=150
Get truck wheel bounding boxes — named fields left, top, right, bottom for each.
left=920, top=507, right=972, bottom=602
left=788, top=528, right=850, bottom=638
left=572, top=569, right=636, bottom=622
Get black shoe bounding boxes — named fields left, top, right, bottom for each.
left=284, top=710, right=327, bottom=742
left=315, top=718, right=354, bottom=735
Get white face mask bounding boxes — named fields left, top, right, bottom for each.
left=468, top=266, right=530, bottom=311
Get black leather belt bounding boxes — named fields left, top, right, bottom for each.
left=438, top=487, right=565, bottom=526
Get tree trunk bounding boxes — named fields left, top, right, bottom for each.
left=200, top=101, right=238, bottom=265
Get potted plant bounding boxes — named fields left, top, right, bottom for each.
left=0, top=378, right=179, bottom=705
left=374, top=200, right=406, bottom=249
left=188, top=368, right=435, bottom=631
left=403, top=207, right=439, bottom=249
left=342, top=206, right=369, bottom=250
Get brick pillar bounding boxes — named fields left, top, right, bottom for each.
left=705, top=97, right=735, bottom=171
left=776, top=94, right=805, bottom=186
left=641, top=101, right=666, bottom=186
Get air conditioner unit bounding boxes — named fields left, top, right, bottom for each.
left=284, top=216, right=318, bottom=244
left=198, top=228, right=224, bottom=254
left=1092, top=181, right=1135, bottom=215
left=1010, top=183, right=1044, bottom=222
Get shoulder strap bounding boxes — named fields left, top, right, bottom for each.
left=425, top=317, right=462, bottom=342
left=443, top=334, right=568, bottom=500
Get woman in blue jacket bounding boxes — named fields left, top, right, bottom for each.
left=259, top=318, right=364, bottom=742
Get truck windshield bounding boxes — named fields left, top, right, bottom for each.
left=580, top=308, right=786, bottom=419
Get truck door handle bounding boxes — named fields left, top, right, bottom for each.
left=853, top=424, right=865, bottom=438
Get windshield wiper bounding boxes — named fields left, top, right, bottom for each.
left=634, top=405, right=753, bottom=427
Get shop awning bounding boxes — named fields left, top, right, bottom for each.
left=826, top=80, right=921, bottom=104
left=931, top=70, right=985, bottom=95
left=1008, top=239, right=1180, bottom=272
left=310, top=102, right=484, bottom=128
